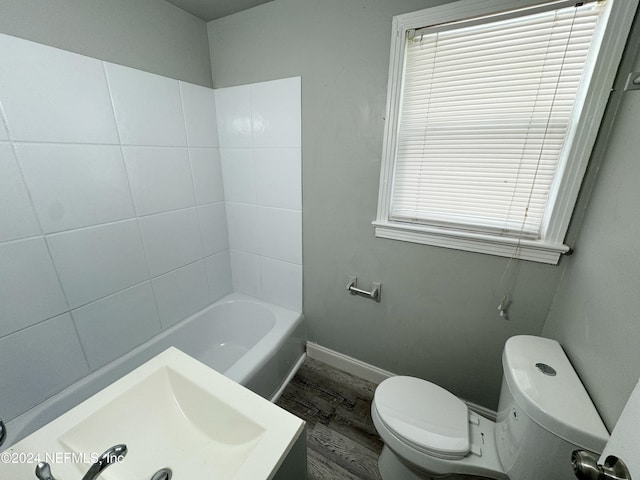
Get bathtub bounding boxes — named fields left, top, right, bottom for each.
left=4, top=293, right=305, bottom=448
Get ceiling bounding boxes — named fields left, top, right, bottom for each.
left=165, top=0, right=274, bottom=21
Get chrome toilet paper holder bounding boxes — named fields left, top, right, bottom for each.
left=347, top=276, right=381, bottom=302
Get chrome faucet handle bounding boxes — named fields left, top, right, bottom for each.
left=0, top=418, right=6, bottom=447
left=35, top=462, right=57, bottom=480
left=81, top=444, right=127, bottom=480
left=151, top=468, right=172, bottom=480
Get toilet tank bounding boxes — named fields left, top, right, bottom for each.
left=494, top=335, right=609, bottom=480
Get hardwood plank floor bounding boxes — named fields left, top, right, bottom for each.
left=276, top=357, right=383, bottom=480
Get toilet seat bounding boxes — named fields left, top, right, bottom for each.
left=373, top=376, right=470, bottom=460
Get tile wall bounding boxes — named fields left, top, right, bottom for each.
left=0, top=33, right=302, bottom=424
left=0, top=33, right=231, bottom=421
left=215, top=78, right=302, bottom=312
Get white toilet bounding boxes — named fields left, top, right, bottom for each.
left=372, top=335, right=609, bottom=480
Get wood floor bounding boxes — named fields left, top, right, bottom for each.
left=276, top=357, right=384, bottom=480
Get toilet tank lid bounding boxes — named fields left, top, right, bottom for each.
left=502, top=336, right=609, bottom=452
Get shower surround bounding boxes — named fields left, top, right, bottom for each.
left=0, top=32, right=301, bottom=423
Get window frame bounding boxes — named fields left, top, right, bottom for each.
left=374, top=0, right=638, bottom=264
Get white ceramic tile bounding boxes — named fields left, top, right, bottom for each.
left=255, top=148, right=302, bottom=210
left=226, top=203, right=261, bottom=254
left=0, top=116, right=8, bottom=140
left=16, top=143, right=135, bottom=233
left=229, top=250, right=261, bottom=298
left=257, top=207, right=302, bottom=264
left=180, top=82, right=219, bottom=147
left=198, top=204, right=229, bottom=256
left=0, top=238, right=68, bottom=337
left=0, top=143, right=40, bottom=242
left=214, top=85, right=252, bottom=148
left=0, top=313, right=89, bottom=421
left=189, top=148, right=225, bottom=205
left=47, top=220, right=148, bottom=308
left=251, top=77, right=301, bottom=148
left=139, top=208, right=203, bottom=277
left=152, top=261, right=210, bottom=329
left=72, top=282, right=161, bottom=370
left=0, top=34, right=118, bottom=144
left=205, top=251, right=232, bottom=302
left=123, top=146, right=195, bottom=215
left=219, top=148, right=256, bottom=204
left=260, top=257, right=302, bottom=312
left=105, top=62, right=186, bottom=146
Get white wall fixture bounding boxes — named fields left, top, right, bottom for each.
left=0, top=34, right=119, bottom=144
left=0, top=238, right=68, bottom=337
left=105, top=62, right=188, bottom=147
left=152, top=262, right=212, bottom=329
left=0, top=144, right=40, bottom=242
left=46, top=220, right=149, bottom=309
left=0, top=33, right=231, bottom=423
left=72, top=283, right=160, bottom=369
left=215, top=77, right=303, bottom=312
left=139, top=209, right=204, bottom=277
left=190, top=148, right=225, bottom=204
left=0, top=314, right=88, bottom=421
left=0, top=33, right=303, bottom=425
left=16, top=144, right=135, bottom=233
left=122, top=146, right=196, bottom=216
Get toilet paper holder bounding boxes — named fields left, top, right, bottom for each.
left=347, top=276, right=381, bottom=302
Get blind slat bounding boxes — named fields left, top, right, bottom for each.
left=391, top=2, right=601, bottom=236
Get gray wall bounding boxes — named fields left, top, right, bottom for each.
left=543, top=19, right=640, bottom=430
left=0, top=0, right=212, bottom=87
left=208, top=0, right=565, bottom=410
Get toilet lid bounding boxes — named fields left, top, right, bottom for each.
left=374, top=376, right=470, bottom=459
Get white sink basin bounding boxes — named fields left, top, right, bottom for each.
left=0, top=347, right=304, bottom=479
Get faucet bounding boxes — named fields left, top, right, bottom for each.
left=0, top=418, right=6, bottom=447
left=35, top=444, right=127, bottom=480
left=81, top=444, right=127, bottom=480
left=35, top=462, right=57, bottom=480
left=150, top=468, right=172, bottom=480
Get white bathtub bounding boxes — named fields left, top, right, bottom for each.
left=4, top=293, right=305, bottom=448
left=165, top=293, right=306, bottom=398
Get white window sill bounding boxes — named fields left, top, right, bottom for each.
left=372, top=221, right=570, bottom=265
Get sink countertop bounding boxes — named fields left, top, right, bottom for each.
left=0, top=347, right=305, bottom=479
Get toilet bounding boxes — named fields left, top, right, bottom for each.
left=371, top=335, right=609, bottom=480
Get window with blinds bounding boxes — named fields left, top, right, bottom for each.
left=393, top=3, right=599, bottom=237
left=375, top=0, right=637, bottom=263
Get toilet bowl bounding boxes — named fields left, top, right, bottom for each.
left=372, top=375, right=507, bottom=479
left=371, top=336, right=610, bottom=480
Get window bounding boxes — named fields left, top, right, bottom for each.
left=375, top=0, right=638, bottom=264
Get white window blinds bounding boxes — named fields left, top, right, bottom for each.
left=391, top=2, right=602, bottom=238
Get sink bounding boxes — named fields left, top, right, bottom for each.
left=59, top=367, right=266, bottom=478
left=0, top=347, right=304, bottom=479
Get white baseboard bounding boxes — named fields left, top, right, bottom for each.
left=306, top=342, right=394, bottom=384
left=305, top=342, right=497, bottom=420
